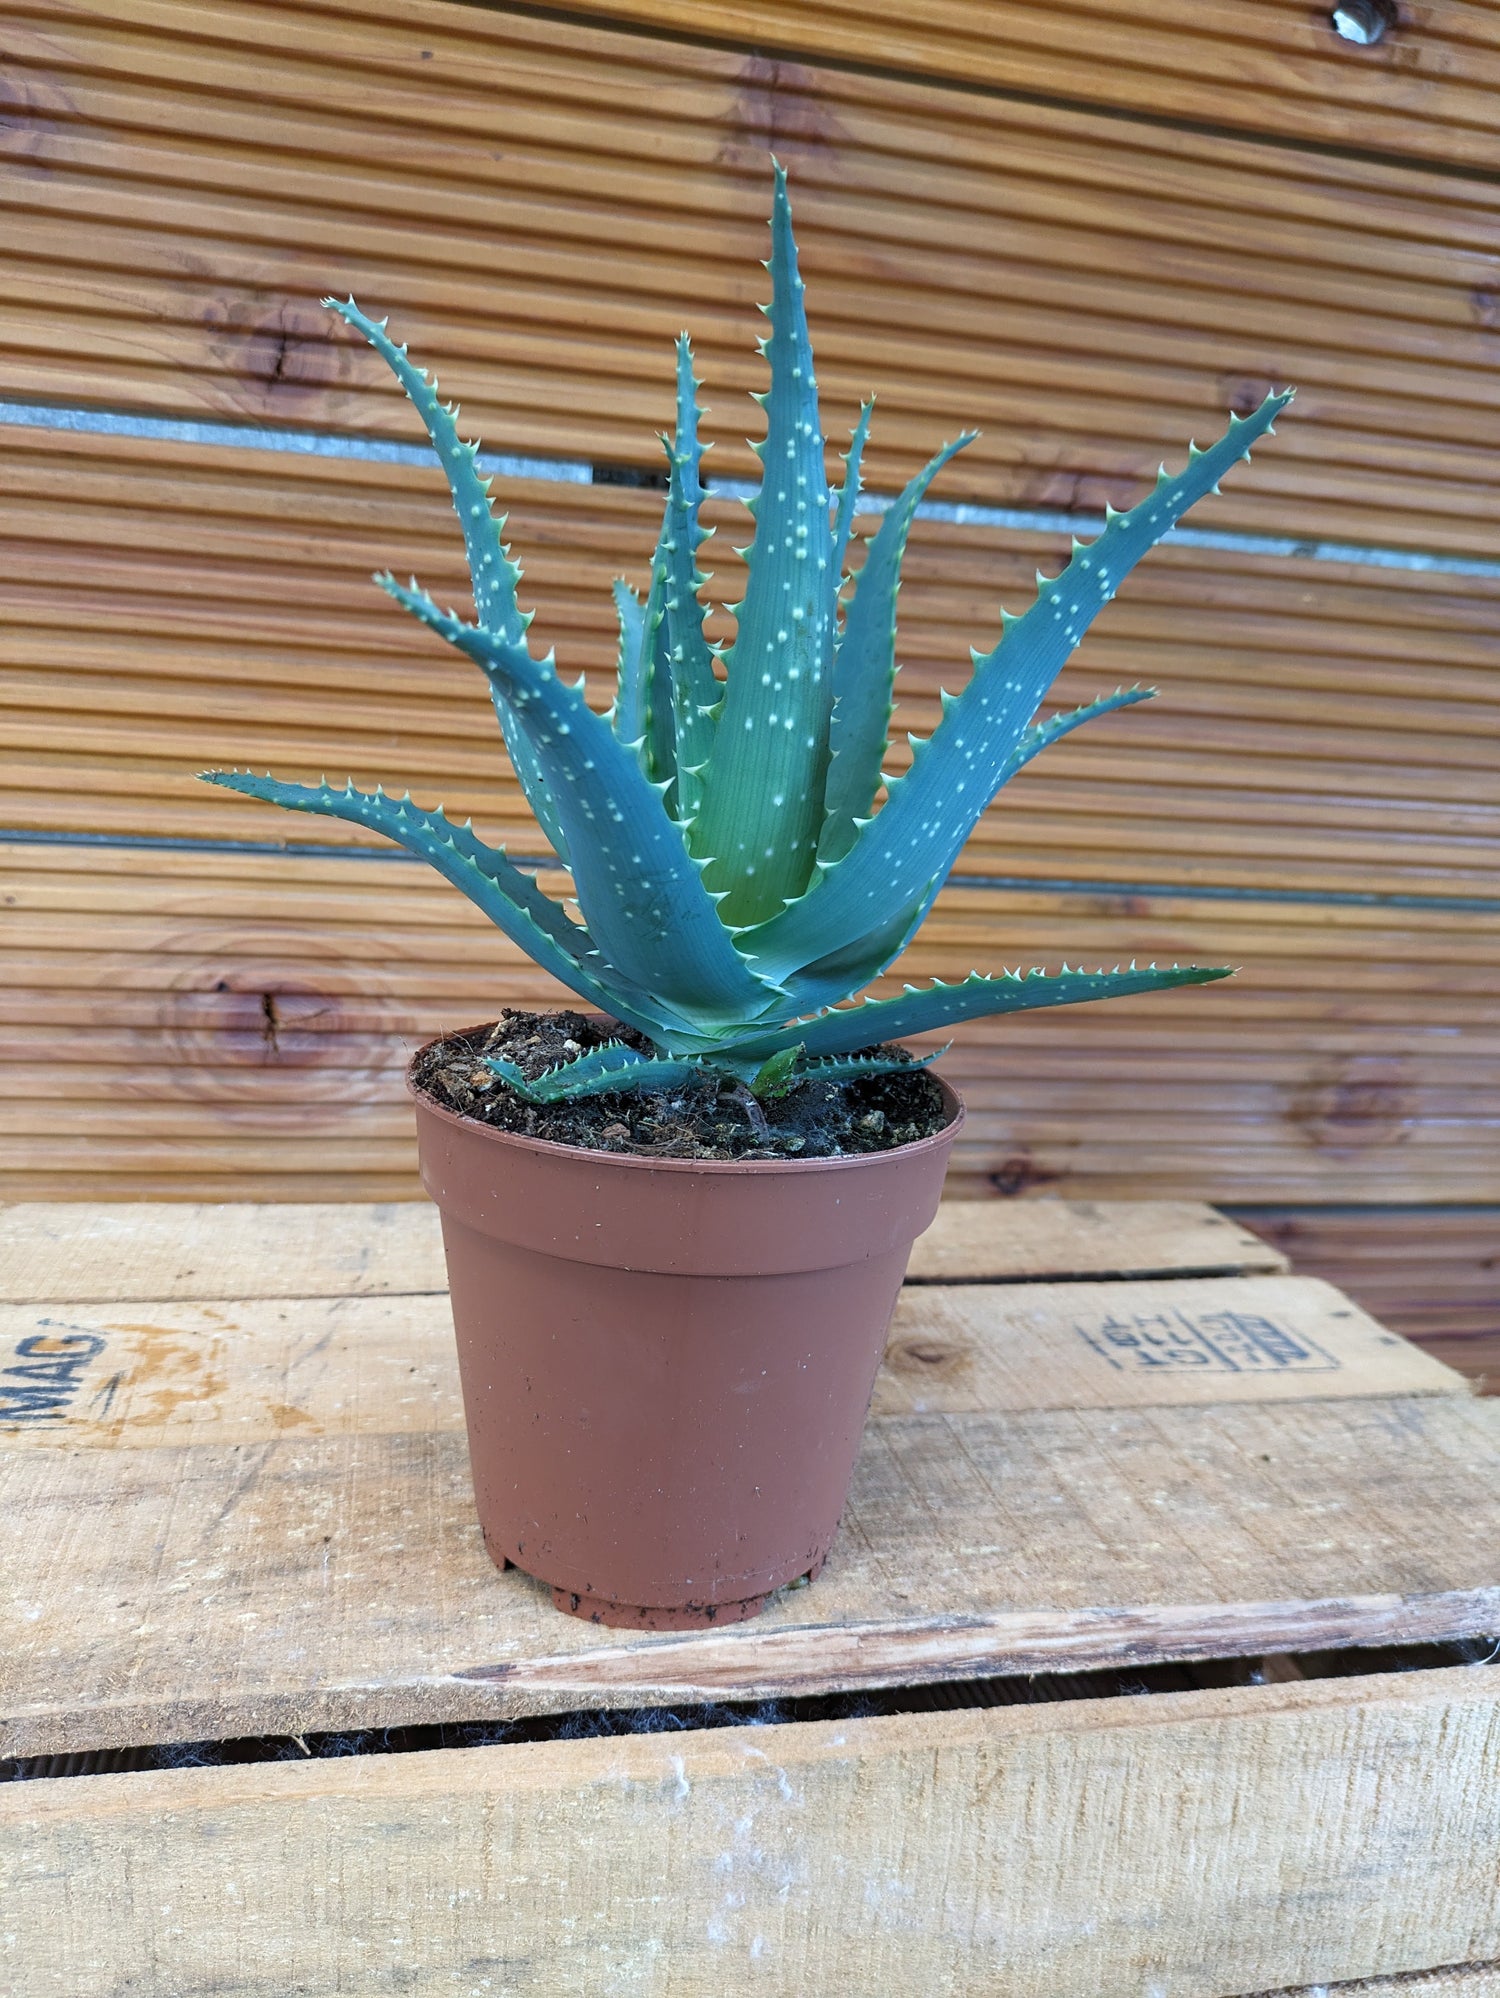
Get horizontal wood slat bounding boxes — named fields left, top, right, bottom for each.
left=5, top=429, right=1498, bottom=903
left=8, top=1670, right=1500, bottom=1998
left=3, top=1198, right=1493, bottom=1993
left=5, top=841, right=1497, bottom=1206
left=7, top=1274, right=1453, bottom=1452
left=0, top=1198, right=1287, bottom=1303
left=1232, top=1207, right=1500, bottom=1394
left=559, top=0, right=1500, bottom=173
left=4, top=1197, right=1493, bottom=1758
left=3, top=0, right=1500, bottom=551
left=2, top=0, right=1496, bottom=1253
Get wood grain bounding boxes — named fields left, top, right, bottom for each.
left=0, top=1196, right=1286, bottom=1303
left=4, top=1667, right=1499, bottom=1997
left=1233, top=1207, right=1500, bottom=1332
left=0, top=1271, right=1457, bottom=1451
left=557, top=0, right=1500, bottom=173
left=2, top=1, right=1497, bottom=1213
left=1288, top=1968, right=1500, bottom=1998
left=6, top=432, right=1499, bottom=900
left=0, top=1194, right=1490, bottom=1757
left=5, top=837, right=1497, bottom=1202
left=1, top=1199, right=1493, bottom=1993
left=4, top=1, right=1500, bottom=549
left=1229, top=1204, right=1500, bottom=1397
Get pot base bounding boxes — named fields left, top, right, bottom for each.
left=484, top=1525, right=830, bottom=1628
left=544, top=1555, right=830, bottom=1630
left=551, top=1584, right=766, bottom=1630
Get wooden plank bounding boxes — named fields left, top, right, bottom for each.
left=1231, top=1205, right=1500, bottom=1394
left=557, top=0, right=1500, bottom=173
left=5, top=2, right=1500, bottom=548
left=1295, top=1968, right=1500, bottom=1998
left=3, top=837, right=1498, bottom=1209
left=0, top=1272, right=1456, bottom=1450
left=4, top=1667, right=1499, bottom=1997
left=2, top=1255, right=1493, bottom=1752
left=0, top=1200, right=447, bottom=1304
left=911, top=1199, right=1286, bottom=1281
left=875, top=1275, right=1463, bottom=1414
left=0, top=1197, right=1285, bottom=1303
left=5, top=437, right=1500, bottom=899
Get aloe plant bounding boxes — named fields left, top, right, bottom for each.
left=204, top=167, right=1291, bottom=1101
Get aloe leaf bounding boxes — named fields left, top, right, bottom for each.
left=693, top=162, right=838, bottom=925
left=198, top=770, right=683, bottom=1040
left=610, top=578, right=648, bottom=750
left=485, top=1043, right=706, bottom=1100
left=658, top=336, right=720, bottom=827
left=547, top=1048, right=705, bottom=1099
left=326, top=297, right=568, bottom=862
left=478, top=1056, right=547, bottom=1103
left=527, top=1041, right=655, bottom=1097
left=795, top=1046, right=948, bottom=1083
left=502, top=702, right=572, bottom=866
left=831, top=400, right=873, bottom=591
left=632, top=459, right=680, bottom=796
left=738, top=393, right=1293, bottom=984
left=1008, top=684, right=1155, bottom=776
left=625, top=342, right=715, bottom=811
left=378, top=575, right=786, bottom=1029
left=819, top=432, right=976, bottom=863
left=775, top=878, right=936, bottom=1015
left=612, top=570, right=676, bottom=800
left=750, top=1043, right=803, bottom=1101
left=780, top=691, right=1149, bottom=1007
left=722, top=962, right=1234, bottom=1061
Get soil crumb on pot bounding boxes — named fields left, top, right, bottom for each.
left=413, top=1010, right=951, bottom=1160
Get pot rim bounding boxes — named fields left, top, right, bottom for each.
left=405, top=1019, right=965, bottom=1177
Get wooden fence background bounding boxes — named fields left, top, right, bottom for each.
left=1, top=0, right=1496, bottom=1376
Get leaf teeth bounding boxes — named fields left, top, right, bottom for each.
left=283, top=200, right=1284, bottom=1066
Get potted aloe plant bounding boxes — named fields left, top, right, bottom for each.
left=206, top=168, right=1289, bottom=1629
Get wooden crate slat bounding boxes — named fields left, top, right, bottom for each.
left=2, top=1201, right=1491, bottom=1756
left=1226, top=1206, right=1500, bottom=1398
left=0, top=1196, right=1285, bottom=1303
left=910, top=1201, right=1285, bottom=1284
left=1, top=1273, right=1452, bottom=1451
left=4, top=1668, right=1500, bottom=1998
left=2, top=1196, right=1496, bottom=1990
left=1299, top=1972, right=1500, bottom=1998
left=2, top=1405, right=1498, bottom=1752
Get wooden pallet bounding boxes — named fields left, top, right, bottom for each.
left=3, top=1198, right=1499, bottom=1995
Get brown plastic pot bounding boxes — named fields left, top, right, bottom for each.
left=408, top=1027, right=963, bottom=1628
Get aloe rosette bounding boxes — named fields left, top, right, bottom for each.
left=204, top=168, right=1291, bottom=1102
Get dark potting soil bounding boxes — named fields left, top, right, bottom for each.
left=412, top=1009, right=951, bottom=1161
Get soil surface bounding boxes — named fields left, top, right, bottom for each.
left=413, top=1010, right=951, bottom=1161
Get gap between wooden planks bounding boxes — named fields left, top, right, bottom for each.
left=3, top=1667, right=1499, bottom=1998
left=3, top=1198, right=1495, bottom=1758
